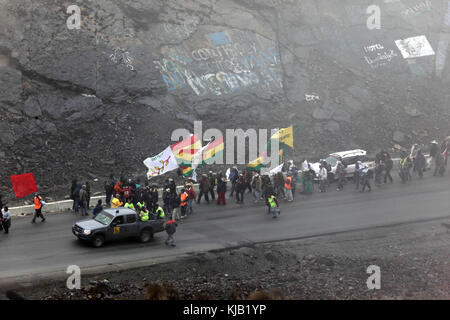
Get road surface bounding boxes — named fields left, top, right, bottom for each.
left=1, top=173, right=449, bottom=287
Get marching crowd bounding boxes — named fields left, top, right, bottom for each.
left=1, top=139, right=448, bottom=238
left=75, top=139, right=449, bottom=223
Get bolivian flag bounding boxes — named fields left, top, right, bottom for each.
left=270, top=125, right=294, bottom=150
left=202, top=136, right=224, bottom=164
left=178, top=136, right=225, bottom=177
left=248, top=149, right=284, bottom=171
left=171, top=134, right=202, bottom=166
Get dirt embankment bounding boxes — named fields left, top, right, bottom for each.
left=9, top=218, right=450, bottom=300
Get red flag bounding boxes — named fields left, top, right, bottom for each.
left=10, top=173, right=38, bottom=198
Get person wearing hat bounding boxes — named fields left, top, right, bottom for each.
left=359, top=162, right=372, bottom=193
left=32, top=193, right=46, bottom=223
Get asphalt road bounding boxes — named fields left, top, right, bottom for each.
left=1, top=172, right=450, bottom=286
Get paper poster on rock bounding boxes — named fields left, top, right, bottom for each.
left=395, top=35, right=435, bottom=59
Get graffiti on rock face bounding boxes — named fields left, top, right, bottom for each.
left=154, top=30, right=283, bottom=96
left=109, top=47, right=135, bottom=71
left=400, top=0, right=432, bottom=19
left=363, top=43, right=398, bottom=69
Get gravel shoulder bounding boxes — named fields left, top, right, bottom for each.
left=8, top=216, right=450, bottom=300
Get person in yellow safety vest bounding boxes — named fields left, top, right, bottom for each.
left=111, top=194, right=123, bottom=208
left=141, top=209, right=149, bottom=222
left=155, top=203, right=165, bottom=219
left=284, top=174, right=294, bottom=202
left=124, top=199, right=135, bottom=210
left=136, top=201, right=145, bottom=210
left=267, top=194, right=279, bottom=208
left=266, top=194, right=280, bottom=216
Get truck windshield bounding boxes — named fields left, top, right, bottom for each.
left=325, top=156, right=338, bottom=167
left=94, top=212, right=114, bottom=225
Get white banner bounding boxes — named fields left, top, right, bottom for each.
left=143, top=146, right=179, bottom=178
left=269, top=163, right=284, bottom=177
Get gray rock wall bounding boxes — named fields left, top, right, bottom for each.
left=0, top=0, right=449, bottom=199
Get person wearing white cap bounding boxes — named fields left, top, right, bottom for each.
left=359, top=162, right=372, bottom=193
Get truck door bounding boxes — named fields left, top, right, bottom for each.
left=124, top=214, right=139, bottom=236
left=108, top=216, right=127, bottom=240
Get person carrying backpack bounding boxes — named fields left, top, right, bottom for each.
left=164, top=219, right=178, bottom=247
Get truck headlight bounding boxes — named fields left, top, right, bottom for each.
left=83, top=230, right=91, bottom=235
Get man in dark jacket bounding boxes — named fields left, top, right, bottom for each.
left=208, top=171, right=216, bottom=200
left=149, top=185, right=159, bottom=212
left=217, top=177, right=227, bottom=205
left=244, top=169, right=252, bottom=193
left=168, top=179, right=176, bottom=196
left=229, top=167, right=239, bottom=197
left=383, top=153, right=394, bottom=184
left=235, top=174, right=245, bottom=204
left=197, top=175, right=210, bottom=204
left=414, top=149, right=426, bottom=179
left=104, top=174, right=115, bottom=207
left=79, top=185, right=88, bottom=216
left=163, top=188, right=172, bottom=216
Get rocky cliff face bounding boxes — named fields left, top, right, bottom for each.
left=1, top=0, right=449, bottom=200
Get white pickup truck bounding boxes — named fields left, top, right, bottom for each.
left=310, top=149, right=375, bottom=181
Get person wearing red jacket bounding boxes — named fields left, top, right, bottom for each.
left=113, top=180, right=123, bottom=201
left=185, top=184, right=196, bottom=214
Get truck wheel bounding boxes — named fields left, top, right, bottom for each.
left=92, top=234, right=105, bottom=248
left=139, top=229, right=153, bottom=243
